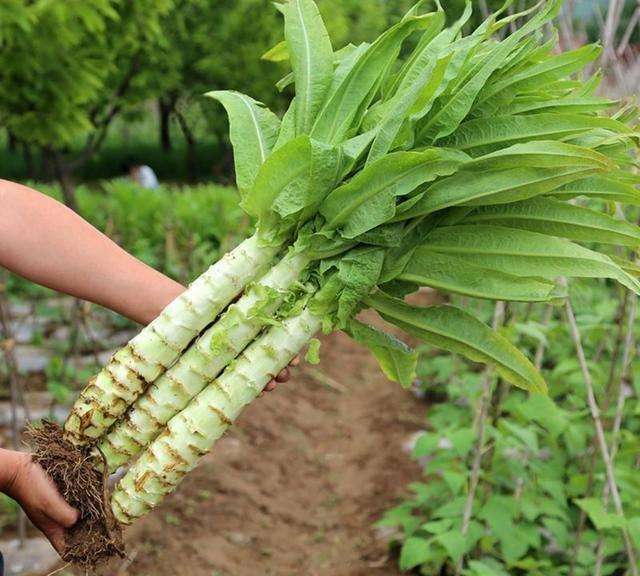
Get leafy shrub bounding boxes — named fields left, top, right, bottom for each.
left=382, top=282, right=640, bottom=575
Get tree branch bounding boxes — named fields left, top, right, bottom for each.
left=563, top=284, right=638, bottom=575
left=0, top=275, right=28, bottom=547
left=534, top=304, right=554, bottom=370
left=67, top=54, right=143, bottom=172
left=618, top=5, right=640, bottom=56
left=455, top=301, right=505, bottom=575
left=594, top=291, right=637, bottom=576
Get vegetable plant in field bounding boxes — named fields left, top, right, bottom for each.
left=31, top=0, right=640, bottom=566
left=383, top=284, right=640, bottom=575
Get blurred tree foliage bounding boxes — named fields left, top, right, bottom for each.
left=0, top=0, right=424, bottom=187
left=0, top=0, right=173, bottom=205
left=152, top=0, right=419, bottom=168
left=0, top=0, right=556, bottom=188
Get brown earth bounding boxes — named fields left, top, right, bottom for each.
left=57, top=303, right=436, bottom=576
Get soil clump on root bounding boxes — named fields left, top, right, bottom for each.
left=26, top=421, right=125, bottom=568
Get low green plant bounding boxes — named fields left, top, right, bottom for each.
left=381, top=282, right=640, bottom=575
left=0, top=494, right=18, bottom=532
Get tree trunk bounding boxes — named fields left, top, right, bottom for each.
left=158, top=98, right=173, bottom=152
left=52, top=151, right=78, bottom=212
left=23, top=144, right=35, bottom=180
left=175, top=109, right=198, bottom=183
left=7, top=130, right=18, bottom=153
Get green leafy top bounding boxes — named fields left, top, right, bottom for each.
left=210, top=0, right=640, bottom=394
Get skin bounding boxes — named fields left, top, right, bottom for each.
left=0, top=449, right=78, bottom=554
left=0, top=180, right=294, bottom=552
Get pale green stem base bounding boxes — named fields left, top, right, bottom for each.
left=64, top=235, right=277, bottom=446
left=110, top=308, right=320, bottom=524
left=100, top=252, right=309, bottom=471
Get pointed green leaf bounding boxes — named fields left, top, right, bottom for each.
left=282, top=0, right=334, bottom=134
left=274, top=98, right=297, bottom=150
left=311, top=12, right=429, bottom=144
left=276, top=71, right=294, bottom=92
left=347, top=320, right=418, bottom=388
left=385, top=8, right=446, bottom=99
left=466, top=141, right=613, bottom=171
left=612, top=255, right=640, bottom=278
left=482, top=44, right=601, bottom=102
left=420, top=2, right=561, bottom=142
left=326, top=42, right=370, bottom=100
left=504, top=96, right=617, bottom=116
left=320, top=148, right=467, bottom=238
left=574, top=498, right=627, bottom=530
left=498, top=35, right=553, bottom=80
left=397, top=250, right=563, bottom=302
left=367, top=55, right=440, bottom=163
left=399, top=537, right=434, bottom=571
left=400, top=165, right=601, bottom=219
left=439, top=113, right=633, bottom=156
left=245, top=135, right=311, bottom=221
left=365, top=10, right=473, bottom=164
left=261, top=40, right=290, bottom=62
left=422, top=224, right=640, bottom=293
left=551, top=176, right=640, bottom=206
left=272, top=140, right=341, bottom=219
left=206, top=91, right=281, bottom=194
left=463, top=197, right=640, bottom=247
left=366, top=291, right=546, bottom=392
left=339, top=129, right=376, bottom=175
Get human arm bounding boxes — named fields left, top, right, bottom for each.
left=0, top=180, right=294, bottom=385
left=0, top=179, right=184, bottom=325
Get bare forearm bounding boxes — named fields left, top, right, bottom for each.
left=0, top=180, right=184, bottom=324
left=0, top=448, right=21, bottom=493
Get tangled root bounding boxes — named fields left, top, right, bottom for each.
left=26, top=421, right=125, bottom=568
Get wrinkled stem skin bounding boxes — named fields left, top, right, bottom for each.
left=64, top=235, right=278, bottom=446
left=100, top=252, right=310, bottom=471
left=111, top=308, right=321, bottom=524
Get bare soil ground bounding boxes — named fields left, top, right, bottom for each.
left=64, top=326, right=427, bottom=576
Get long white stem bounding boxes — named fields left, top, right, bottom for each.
left=100, top=252, right=309, bottom=471
left=64, top=235, right=278, bottom=446
left=111, top=307, right=321, bottom=524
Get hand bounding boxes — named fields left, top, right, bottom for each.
left=263, top=356, right=300, bottom=393
left=0, top=449, right=78, bottom=554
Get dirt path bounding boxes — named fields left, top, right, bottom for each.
left=77, top=327, right=428, bottom=576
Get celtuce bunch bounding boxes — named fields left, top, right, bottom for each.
left=54, top=0, right=640, bottom=550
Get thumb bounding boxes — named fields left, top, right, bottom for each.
left=47, top=494, right=80, bottom=528
left=34, top=463, right=79, bottom=528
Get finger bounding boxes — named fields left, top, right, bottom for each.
left=46, top=493, right=79, bottom=529
left=44, top=525, right=67, bottom=555
left=265, top=381, right=277, bottom=392
left=52, top=500, right=80, bottom=529
left=275, top=367, right=290, bottom=383
left=35, top=464, right=79, bottom=528
left=290, top=356, right=301, bottom=367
